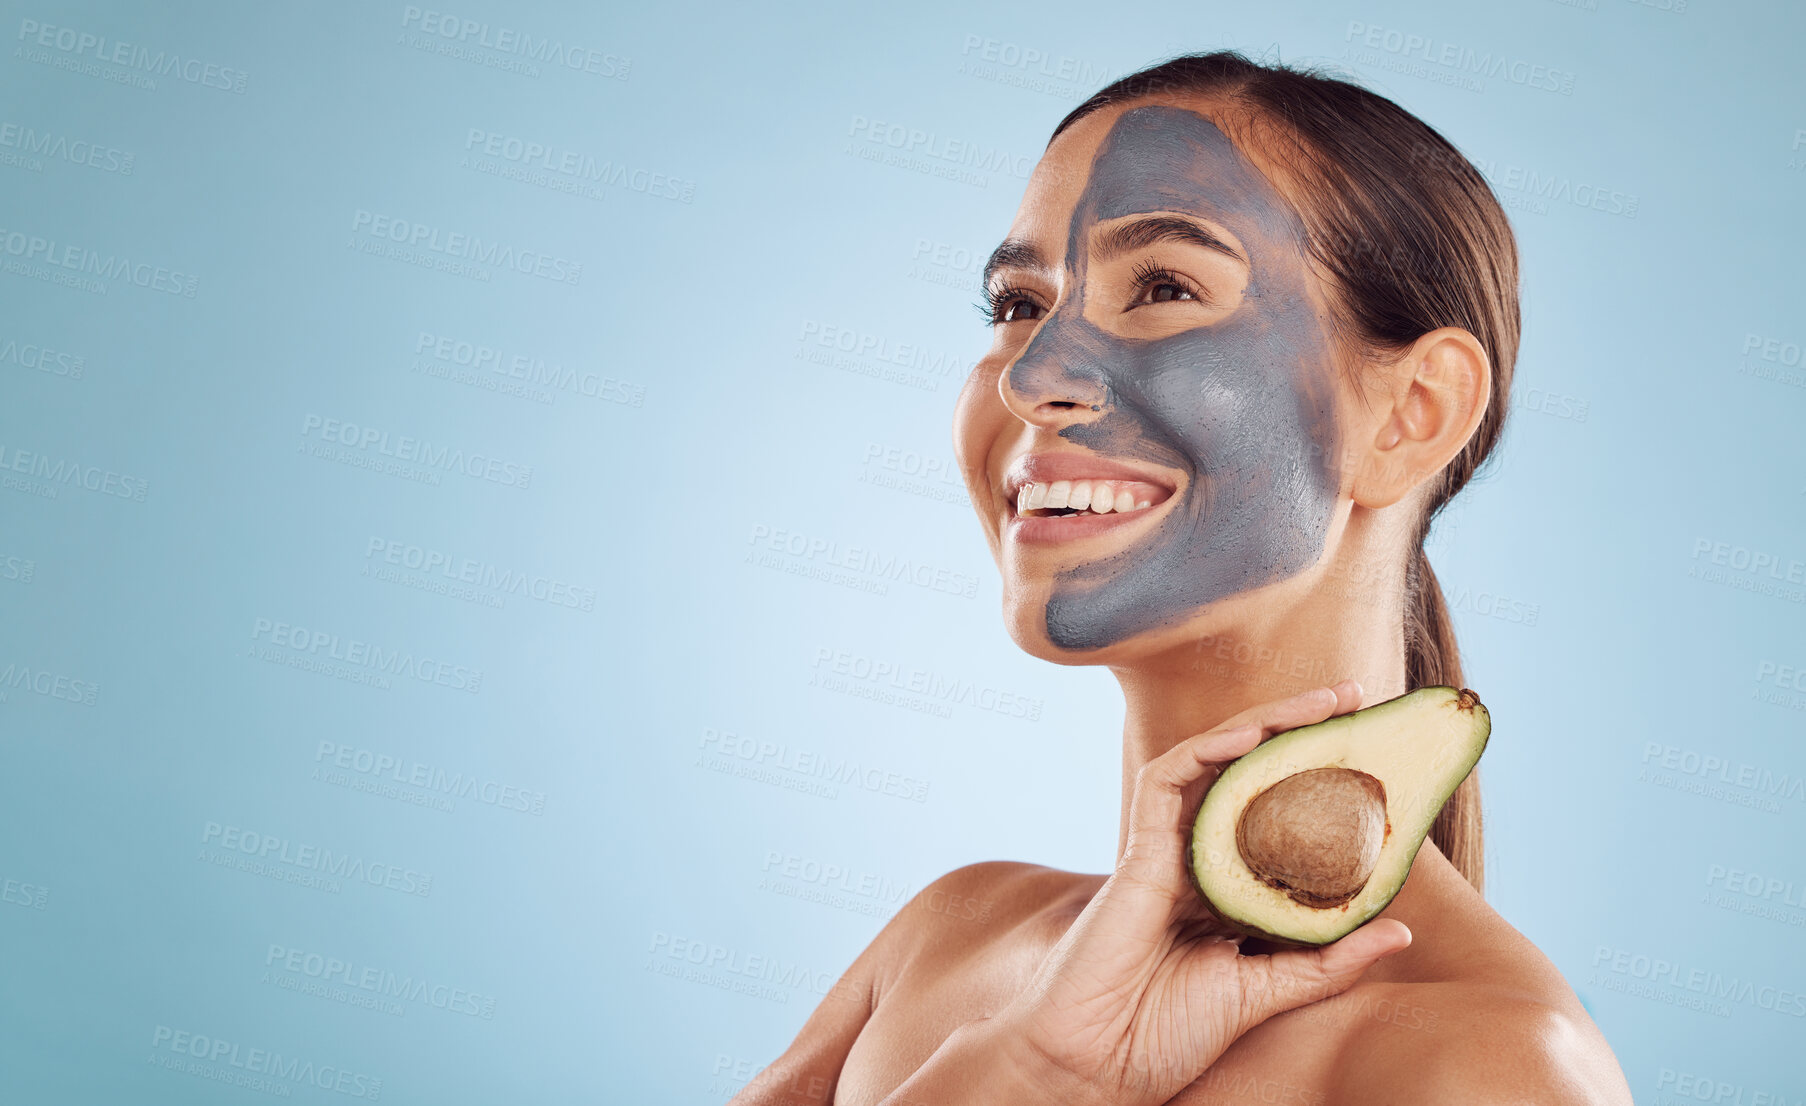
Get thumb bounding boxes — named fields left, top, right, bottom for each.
left=1234, top=920, right=1412, bottom=1028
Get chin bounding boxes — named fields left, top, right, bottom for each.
left=1000, top=585, right=1160, bottom=666
left=1001, top=586, right=1091, bottom=664
left=998, top=578, right=1269, bottom=670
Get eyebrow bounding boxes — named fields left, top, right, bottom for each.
left=981, top=238, right=1047, bottom=293
left=981, top=214, right=1248, bottom=291
left=1094, top=215, right=1248, bottom=268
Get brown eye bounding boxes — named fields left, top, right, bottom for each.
left=1127, top=260, right=1211, bottom=310
left=979, top=285, right=1048, bottom=327
left=1000, top=297, right=1046, bottom=323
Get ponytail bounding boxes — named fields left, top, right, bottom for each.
left=1405, top=544, right=1484, bottom=892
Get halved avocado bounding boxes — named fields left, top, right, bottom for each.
left=1187, top=686, right=1490, bottom=947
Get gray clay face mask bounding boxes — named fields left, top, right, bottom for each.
left=1009, top=105, right=1342, bottom=650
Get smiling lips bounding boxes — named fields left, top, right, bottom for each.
left=1002, top=455, right=1178, bottom=543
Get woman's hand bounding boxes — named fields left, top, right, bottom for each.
left=990, top=680, right=1413, bottom=1106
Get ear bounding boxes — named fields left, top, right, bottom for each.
left=1351, top=327, right=1492, bottom=510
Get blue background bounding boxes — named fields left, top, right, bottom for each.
left=2, top=1, right=1802, bottom=1102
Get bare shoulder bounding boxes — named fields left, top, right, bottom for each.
left=1329, top=852, right=1633, bottom=1104
left=1331, top=983, right=1633, bottom=1105
left=882, top=860, right=1097, bottom=973
left=906, top=859, right=1097, bottom=923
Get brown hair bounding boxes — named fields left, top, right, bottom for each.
left=1050, top=51, right=1519, bottom=892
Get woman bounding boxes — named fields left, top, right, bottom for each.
left=731, top=51, right=1633, bottom=1104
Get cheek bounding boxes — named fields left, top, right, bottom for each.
left=952, top=363, right=1004, bottom=491
left=1128, top=330, right=1319, bottom=470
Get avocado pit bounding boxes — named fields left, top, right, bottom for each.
left=1234, top=766, right=1388, bottom=909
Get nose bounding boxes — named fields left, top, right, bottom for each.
left=998, top=307, right=1116, bottom=431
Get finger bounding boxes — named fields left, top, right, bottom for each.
left=1250, top=679, right=1360, bottom=737
left=1142, top=680, right=1365, bottom=818
left=1232, top=919, right=1413, bottom=1029
left=1124, top=722, right=1260, bottom=860
left=1223, top=680, right=1364, bottom=744
left=1122, top=682, right=1366, bottom=898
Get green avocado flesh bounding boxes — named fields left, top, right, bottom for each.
left=1187, top=686, right=1490, bottom=947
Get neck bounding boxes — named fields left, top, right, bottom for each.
left=1111, top=564, right=1409, bottom=862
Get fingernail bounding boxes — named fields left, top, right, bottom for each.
left=1344, top=921, right=1408, bottom=959
left=1370, top=924, right=1411, bottom=957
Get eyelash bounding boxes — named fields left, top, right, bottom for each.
left=1130, top=260, right=1211, bottom=308
left=975, top=259, right=1212, bottom=327
left=974, top=284, right=1039, bottom=327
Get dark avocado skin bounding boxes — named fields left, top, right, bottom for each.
left=1184, top=686, right=1491, bottom=948
left=1187, top=826, right=1444, bottom=948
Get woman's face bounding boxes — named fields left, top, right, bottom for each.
left=953, top=99, right=1350, bottom=659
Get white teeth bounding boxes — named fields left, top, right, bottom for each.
left=1014, top=479, right=1163, bottom=517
